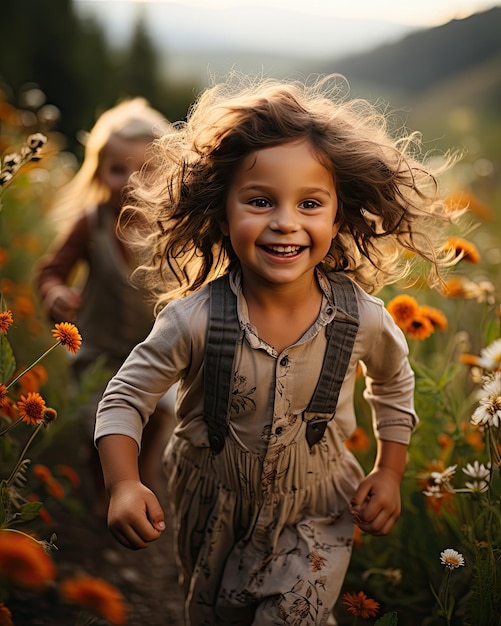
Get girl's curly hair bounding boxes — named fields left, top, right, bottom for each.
left=120, top=73, right=460, bottom=311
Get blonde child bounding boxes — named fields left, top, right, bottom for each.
left=95, top=76, right=456, bottom=624
left=36, top=99, right=174, bottom=506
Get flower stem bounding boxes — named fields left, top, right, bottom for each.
left=6, top=341, right=61, bottom=390
left=0, top=416, right=23, bottom=436
left=6, top=423, right=44, bottom=485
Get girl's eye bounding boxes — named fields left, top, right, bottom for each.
left=249, top=198, right=271, bottom=208
left=300, top=200, right=320, bottom=210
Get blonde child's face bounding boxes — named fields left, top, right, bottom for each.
left=97, top=135, right=150, bottom=212
left=222, top=139, right=340, bottom=288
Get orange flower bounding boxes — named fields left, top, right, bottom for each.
left=19, top=364, right=48, bottom=393
left=405, top=313, right=434, bottom=340
left=444, top=190, right=495, bottom=221
left=345, top=426, right=371, bottom=453
left=33, top=464, right=53, bottom=482
left=45, top=477, right=65, bottom=500
left=342, top=591, right=380, bottom=619
left=16, top=392, right=46, bottom=425
left=419, top=305, right=448, bottom=332
left=26, top=494, right=54, bottom=525
left=60, top=576, right=127, bottom=625
left=437, top=433, right=454, bottom=451
left=56, top=464, right=81, bottom=488
left=52, top=322, right=82, bottom=354
left=443, top=236, right=480, bottom=264
left=386, top=295, right=419, bottom=330
left=0, top=531, right=56, bottom=591
left=0, top=310, right=13, bottom=334
left=0, top=248, right=8, bottom=266
left=0, top=603, right=13, bottom=626
left=0, top=384, right=8, bottom=408
left=13, top=295, right=34, bottom=317
left=353, top=525, right=364, bottom=546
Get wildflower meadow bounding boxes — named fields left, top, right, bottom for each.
left=0, top=90, right=500, bottom=626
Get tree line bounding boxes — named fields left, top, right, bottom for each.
left=0, top=0, right=199, bottom=156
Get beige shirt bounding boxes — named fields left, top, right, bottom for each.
left=95, top=270, right=418, bottom=455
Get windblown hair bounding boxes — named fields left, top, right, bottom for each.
left=50, top=98, right=170, bottom=229
left=120, top=74, right=460, bottom=310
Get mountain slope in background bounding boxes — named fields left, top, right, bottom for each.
left=325, top=6, right=501, bottom=95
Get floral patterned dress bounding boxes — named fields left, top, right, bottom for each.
left=95, top=270, right=417, bottom=625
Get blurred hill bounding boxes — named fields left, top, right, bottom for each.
left=321, top=7, right=501, bottom=160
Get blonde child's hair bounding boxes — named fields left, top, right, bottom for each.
left=120, top=74, right=460, bottom=309
left=51, top=98, right=170, bottom=227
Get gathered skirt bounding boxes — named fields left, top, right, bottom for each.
left=163, top=419, right=364, bottom=626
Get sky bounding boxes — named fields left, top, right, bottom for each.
left=80, top=0, right=500, bottom=27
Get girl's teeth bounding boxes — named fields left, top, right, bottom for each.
left=268, top=245, right=300, bottom=253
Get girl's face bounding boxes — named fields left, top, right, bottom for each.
left=97, top=135, right=149, bottom=211
left=222, top=139, right=340, bottom=289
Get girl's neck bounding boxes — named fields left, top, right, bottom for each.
left=241, top=271, right=323, bottom=353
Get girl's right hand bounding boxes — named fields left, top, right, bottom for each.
left=46, top=285, right=82, bottom=321
left=106, top=479, right=166, bottom=550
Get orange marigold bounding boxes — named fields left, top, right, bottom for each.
left=345, top=426, right=371, bottom=453
left=60, top=576, right=127, bottom=625
left=45, top=478, right=65, bottom=500
left=419, top=305, right=448, bottom=332
left=16, top=392, right=46, bottom=425
left=444, top=236, right=480, bottom=264
left=405, top=313, right=434, bottom=340
left=0, top=384, right=8, bottom=408
left=56, top=464, right=81, bottom=488
left=52, top=322, right=82, bottom=354
left=0, top=310, right=13, bottom=334
left=0, top=603, right=13, bottom=626
left=386, top=295, right=419, bottom=330
left=33, top=464, right=53, bottom=482
left=342, top=591, right=380, bottom=619
left=0, top=531, right=56, bottom=591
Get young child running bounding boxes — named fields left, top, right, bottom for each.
left=36, top=99, right=175, bottom=510
left=95, top=75, right=456, bottom=625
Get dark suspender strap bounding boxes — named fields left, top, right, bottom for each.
left=204, top=272, right=359, bottom=452
left=203, top=274, right=239, bottom=454
left=304, top=273, right=359, bottom=447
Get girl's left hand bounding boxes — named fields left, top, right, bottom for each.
left=349, top=467, right=402, bottom=536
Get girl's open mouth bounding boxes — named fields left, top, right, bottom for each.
left=262, top=244, right=304, bottom=257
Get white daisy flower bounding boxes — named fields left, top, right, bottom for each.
left=430, top=465, right=457, bottom=490
left=464, top=480, right=489, bottom=493
left=440, top=549, right=465, bottom=570
left=471, top=372, right=501, bottom=428
left=478, top=338, right=501, bottom=370
left=462, top=460, right=491, bottom=481
left=423, top=485, right=444, bottom=498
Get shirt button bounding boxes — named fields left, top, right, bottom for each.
left=280, top=356, right=288, bottom=367
left=326, top=307, right=333, bottom=315
left=275, top=427, right=283, bottom=435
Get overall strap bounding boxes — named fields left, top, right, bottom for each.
left=303, top=272, right=359, bottom=447
left=203, top=272, right=360, bottom=453
left=203, top=274, right=239, bottom=454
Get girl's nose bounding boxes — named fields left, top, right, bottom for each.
left=269, top=204, right=300, bottom=232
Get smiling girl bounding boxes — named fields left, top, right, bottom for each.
left=95, top=75, right=457, bottom=625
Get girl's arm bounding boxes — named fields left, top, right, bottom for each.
left=98, top=434, right=165, bottom=549
left=349, top=439, right=408, bottom=536
left=36, top=215, right=90, bottom=321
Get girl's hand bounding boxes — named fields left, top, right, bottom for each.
left=349, top=467, right=402, bottom=536
left=106, top=479, right=166, bottom=550
left=45, top=284, right=82, bottom=321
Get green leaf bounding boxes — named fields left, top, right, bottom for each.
left=0, top=333, right=16, bottom=384
left=18, top=501, right=44, bottom=522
